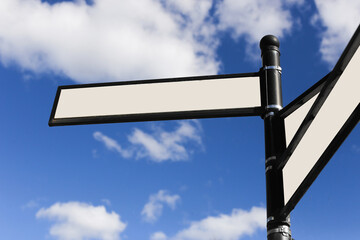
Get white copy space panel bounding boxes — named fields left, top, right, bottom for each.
left=283, top=46, right=360, bottom=204
left=54, top=77, right=260, bottom=119
left=284, top=94, right=319, bottom=146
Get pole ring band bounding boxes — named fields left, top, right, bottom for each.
left=264, top=111, right=275, bottom=119
left=267, top=226, right=292, bottom=237
left=265, top=156, right=276, bottom=164
left=265, top=166, right=273, bottom=173
left=263, top=66, right=282, bottom=73
left=266, top=104, right=283, bottom=111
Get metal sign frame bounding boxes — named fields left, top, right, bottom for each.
left=49, top=72, right=262, bottom=126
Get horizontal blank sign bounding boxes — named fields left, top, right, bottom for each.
left=49, top=73, right=261, bottom=126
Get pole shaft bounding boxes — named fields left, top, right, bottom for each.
left=260, top=35, right=292, bottom=240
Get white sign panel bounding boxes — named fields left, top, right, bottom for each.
left=282, top=39, right=360, bottom=206
left=284, top=93, right=319, bottom=146
left=50, top=73, right=261, bottom=125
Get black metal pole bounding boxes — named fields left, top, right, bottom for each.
left=260, top=35, right=292, bottom=240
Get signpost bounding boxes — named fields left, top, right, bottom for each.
left=49, top=24, right=360, bottom=240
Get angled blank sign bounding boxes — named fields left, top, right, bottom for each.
left=278, top=24, right=360, bottom=217
left=49, top=73, right=262, bottom=126
left=280, top=73, right=330, bottom=146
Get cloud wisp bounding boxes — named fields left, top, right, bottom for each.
left=93, top=131, right=132, bottom=158
left=142, top=190, right=180, bottom=223
left=151, top=206, right=266, bottom=240
left=94, top=120, right=203, bottom=162
left=36, top=201, right=127, bottom=240
left=128, top=120, right=203, bottom=162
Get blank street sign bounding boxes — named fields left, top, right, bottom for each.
left=49, top=73, right=262, bottom=126
left=278, top=25, right=360, bottom=217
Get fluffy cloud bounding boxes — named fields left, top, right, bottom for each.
left=312, top=0, right=360, bottom=66
left=0, top=0, right=218, bottom=83
left=142, top=190, right=180, bottom=223
left=0, top=0, right=308, bottom=83
left=153, top=207, right=266, bottom=240
left=2, top=0, right=352, bottom=82
left=216, top=0, right=294, bottom=46
left=94, top=120, right=203, bottom=162
left=36, top=201, right=127, bottom=240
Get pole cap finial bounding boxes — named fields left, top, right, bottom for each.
left=260, top=35, right=280, bottom=51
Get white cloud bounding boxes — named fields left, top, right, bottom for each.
left=128, top=120, right=203, bottom=162
left=312, top=0, right=360, bottom=66
left=94, top=121, right=203, bottom=162
left=216, top=0, right=294, bottom=52
left=150, top=231, right=168, bottom=240
left=160, top=0, right=217, bottom=46
left=0, top=0, right=312, bottom=83
left=158, top=206, right=266, bottom=240
left=0, top=0, right=219, bottom=83
left=93, top=131, right=132, bottom=158
left=142, top=190, right=180, bottom=223
left=36, top=201, right=127, bottom=240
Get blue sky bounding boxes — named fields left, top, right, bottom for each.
left=0, top=0, right=359, bottom=239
